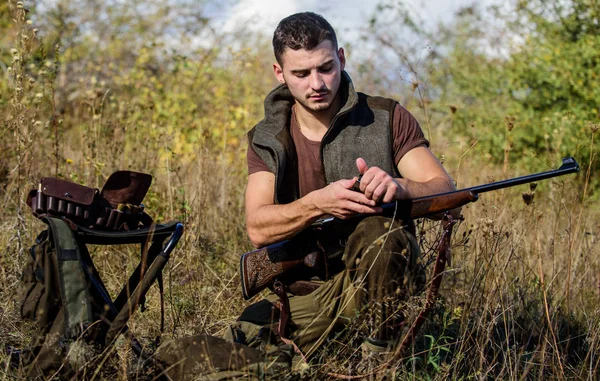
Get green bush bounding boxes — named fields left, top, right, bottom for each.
left=364, top=0, right=598, bottom=191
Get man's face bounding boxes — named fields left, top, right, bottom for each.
left=273, top=40, right=345, bottom=113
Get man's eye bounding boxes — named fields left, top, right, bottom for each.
left=295, top=72, right=308, bottom=78
left=320, top=65, right=333, bottom=73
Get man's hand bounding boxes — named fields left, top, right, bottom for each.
left=355, top=149, right=460, bottom=218
left=355, top=158, right=407, bottom=203
left=245, top=172, right=383, bottom=247
left=312, top=178, right=382, bottom=219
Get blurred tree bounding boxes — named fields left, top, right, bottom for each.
left=501, top=0, right=599, bottom=170
left=1, top=1, right=27, bottom=97
left=0, top=1, right=12, bottom=53
left=365, top=0, right=599, bottom=186
left=1, top=0, right=275, bottom=195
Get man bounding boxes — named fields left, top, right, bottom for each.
left=234, top=11, right=456, bottom=359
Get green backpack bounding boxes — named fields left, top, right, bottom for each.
left=16, top=220, right=294, bottom=381
left=18, top=217, right=106, bottom=377
left=16, top=217, right=184, bottom=379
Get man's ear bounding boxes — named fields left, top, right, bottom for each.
left=273, top=63, right=285, bottom=84
left=338, top=48, right=346, bottom=71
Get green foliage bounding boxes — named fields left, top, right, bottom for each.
left=0, top=0, right=274, bottom=216
left=0, top=0, right=271, bottom=287
left=433, top=0, right=599, bottom=176
left=364, top=0, right=598, bottom=192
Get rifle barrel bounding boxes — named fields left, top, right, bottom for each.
left=462, top=157, right=579, bottom=195
left=314, top=157, right=580, bottom=225
left=411, top=156, right=579, bottom=201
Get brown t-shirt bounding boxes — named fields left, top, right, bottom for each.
left=247, top=103, right=428, bottom=198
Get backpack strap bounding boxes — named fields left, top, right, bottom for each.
left=44, top=217, right=94, bottom=340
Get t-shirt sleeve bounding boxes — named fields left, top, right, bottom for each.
left=247, top=143, right=272, bottom=175
left=393, top=103, right=430, bottom=165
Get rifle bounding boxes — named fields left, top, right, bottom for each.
left=240, top=157, right=580, bottom=300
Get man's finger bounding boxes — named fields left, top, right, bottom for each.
left=375, top=179, right=396, bottom=201
left=356, top=157, right=369, bottom=175
left=382, top=186, right=396, bottom=204
left=345, top=201, right=382, bottom=214
left=363, top=181, right=379, bottom=200
left=337, top=178, right=357, bottom=189
left=343, top=189, right=377, bottom=206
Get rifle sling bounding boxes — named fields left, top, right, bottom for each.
left=272, top=280, right=309, bottom=362
left=272, top=280, right=290, bottom=340
left=394, top=215, right=456, bottom=357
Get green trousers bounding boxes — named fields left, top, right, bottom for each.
left=226, top=216, right=424, bottom=357
left=155, top=217, right=424, bottom=380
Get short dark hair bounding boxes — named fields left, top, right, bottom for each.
left=272, top=12, right=338, bottom=66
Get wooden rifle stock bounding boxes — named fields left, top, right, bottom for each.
left=240, top=157, right=580, bottom=300
left=396, top=190, right=478, bottom=219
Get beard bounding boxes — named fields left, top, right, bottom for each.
left=305, top=101, right=331, bottom=112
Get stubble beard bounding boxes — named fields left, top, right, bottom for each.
left=299, top=90, right=336, bottom=113
left=304, top=101, right=331, bottom=113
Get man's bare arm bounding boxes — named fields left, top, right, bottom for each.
left=245, top=171, right=382, bottom=248
left=395, top=146, right=456, bottom=197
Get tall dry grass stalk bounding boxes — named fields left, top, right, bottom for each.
left=0, top=3, right=598, bottom=380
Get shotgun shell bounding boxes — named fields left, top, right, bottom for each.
left=47, top=196, right=57, bottom=213
left=106, top=209, right=117, bottom=229
left=58, top=199, right=66, bottom=214
left=66, top=202, right=75, bottom=216
left=35, top=184, right=44, bottom=213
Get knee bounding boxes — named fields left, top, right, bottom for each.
left=354, top=216, right=393, bottom=237
left=346, top=216, right=417, bottom=273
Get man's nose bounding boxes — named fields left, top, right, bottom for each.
left=309, top=72, right=325, bottom=90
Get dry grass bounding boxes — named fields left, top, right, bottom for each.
left=1, top=3, right=599, bottom=380
left=1, top=146, right=597, bottom=380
